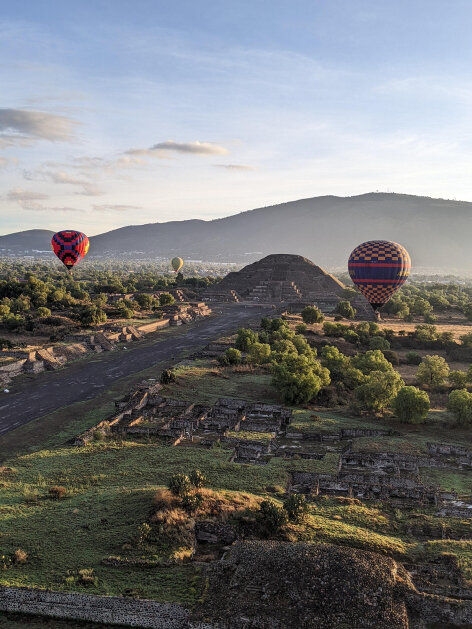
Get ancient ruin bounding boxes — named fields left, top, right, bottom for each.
left=204, top=253, right=372, bottom=316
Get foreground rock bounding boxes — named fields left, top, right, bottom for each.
left=195, top=541, right=412, bottom=628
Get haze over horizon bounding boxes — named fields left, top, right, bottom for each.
left=2, top=0, right=472, bottom=236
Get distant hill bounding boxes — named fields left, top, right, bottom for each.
left=0, top=229, right=54, bottom=254
left=0, top=193, right=470, bottom=272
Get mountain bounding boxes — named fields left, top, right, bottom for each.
left=0, top=229, right=55, bottom=254
left=0, top=193, right=470, bottom=272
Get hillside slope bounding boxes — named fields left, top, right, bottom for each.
left=0, top=193, right=469, bottom=271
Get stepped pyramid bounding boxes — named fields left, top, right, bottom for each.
left=205, top=254, right=372, bottom=316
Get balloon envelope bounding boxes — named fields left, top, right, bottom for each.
left=51, top=231, right=89, bottom=270
left=348, top=240, right=411, bottom=310
left=171, top=257, right=183, bottom=273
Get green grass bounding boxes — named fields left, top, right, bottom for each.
left=226, top=430, right=274, bottom=442
left=162, top=362, right=276, bottom=404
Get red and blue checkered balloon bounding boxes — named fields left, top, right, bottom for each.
left=348, top=240, right=411, bottom=311
left=51, top=231, right=89, bottom=270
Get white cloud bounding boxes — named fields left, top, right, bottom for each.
left=0, top=108, right=79, bottom=144
left=7, top=188, right=49, bottom=202
left=149, top=140, right=229, bottom=155
left=214, top=164, right=255, bottom=171
left=93, top=203, right=142, bottom=211
left=23, top=168, right=104, bottom=196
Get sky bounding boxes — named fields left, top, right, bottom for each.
left=1, top=0, right=472, bottom=235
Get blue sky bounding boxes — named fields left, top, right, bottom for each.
left=1, top=0, right=472, bottom=235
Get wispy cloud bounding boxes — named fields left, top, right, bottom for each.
left=214, top=164, right=255, bottom=171
left=93, top=203, right=143, bottom=211
left=149, top=140, right=229, bottom=155
left=23, top=168, right=104, bottom=196
left=7, top=188, right=49, bottom=202
left=0, top=108, right=80, bottom=145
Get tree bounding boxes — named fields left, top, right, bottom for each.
left=352, top=349, right=395, bottom=375
left=134, top=293, right=155, bottom=309
left=295, top=323, right=307, bottom=334
left=411, top=297, right=433, bottom=316
left=334, top=300, right=356, bottom=319
left=37, top=307, right=51, bottom=318
left=320, top=345, right=350, bottom=380
left=368, top=336, right=390, bottom=351
left=272, top=354, right=330, bottom=405
left=301, top=305, right=324, bottom=324
left=247, top=342, right=271, bottom=365
left=460, top=333, right=472, bottom=348
left=257, top=500, right=288, bottom=533
left=159, top=293, right=175, bottom=306
left=449, top=370, right=469, bottom=389
left=235, top=328, right=258, bottom=351
left=416, top=355, right=450, bottom=389
left=283, top=494, right=309, bottom=523
left=393, top=386, right=430, bottom=423
left=405, top=352, right=422, bottom=366
left=414, top=324, right=438, bottom=343
left=78, top=305, right=107, bottom=326
left=224, top=348, right=242, bottom=365
left=354, top=370, right=403, bottom=413
left=167, top=473, right=191, bottom=497
left=448, top=389, right=472, bottom=425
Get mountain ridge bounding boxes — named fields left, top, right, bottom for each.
left=0, top=193, right=470, bottom=271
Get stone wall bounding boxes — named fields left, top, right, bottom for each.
left=0, top=586, right=191, bottom=628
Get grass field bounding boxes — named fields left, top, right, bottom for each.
left=1, top=346, right=472, bottom=608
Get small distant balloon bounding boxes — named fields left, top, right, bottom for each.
left=171, top=257, right=183, bottom=273
left=348, top=240, right=411, bottom=313
left=51, top=231, right=89, bottom=270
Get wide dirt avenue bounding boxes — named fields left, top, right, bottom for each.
left=0, top=304, right=270, bottom=437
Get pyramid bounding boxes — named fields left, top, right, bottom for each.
left=205, top=254, right=371, bottom=315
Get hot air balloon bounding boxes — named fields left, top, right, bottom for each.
left=348, top=240, right=411, bottom=315
left=51, top=230, right=89, bottom=270
left=171, top=257, right=183, bottom=273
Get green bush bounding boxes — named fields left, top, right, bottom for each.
left=189, top=469, right=207, bottom=488
left=257, top=500, right=288, bottom=533
left=416, top=355, right=450, bottom=389
left=448, top=389, right=472, bottom=425
left=167, top=474, right=191, bottom=497
left=272, top=354, right=330, bottom=404
left=159, top=293, right=175, bottom=306
left=247, top=342, right=271, bottom=365
left=181, top=492, right=204, bottom=514
left=393, top=386, right=430, bottom=423
left=449, top=370, right=469, bottom=390
left=224, top=348, right=242, bottom=365
left=37, top=306, right=51, bottom=318
left=160, top=369, right=176, bottom=384
left=334, top=300, right=356, bottom=319
left=235, top=328, right=258, bottom=351
left=283, top=494, right=309, bottom=523
left=354, top=370, right=403, bottom=413
left=301, top=305, right=324, bottom=324
left=369, top=336, right=390, bottom=351
left=295, top=323, right=307, bottom=334
left=405, top=352, right=422, bottom=365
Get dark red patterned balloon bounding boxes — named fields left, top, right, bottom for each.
left=51, top=230, right=89, bottom=270
left=348, top=240, right=411, bottom=312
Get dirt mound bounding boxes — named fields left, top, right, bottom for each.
left=194, top=540, right=413, bottom=628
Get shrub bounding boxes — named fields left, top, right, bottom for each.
left=271, top=354, right=330, bottom=404
left=283, top=494, right=309, bottom=523
left=78, top=305, right=107, bottom=326
left=49, top=485, right=67, bottom=500
left=37, top=306, right=51, bottom=318
left=405, top=352, right=422, bottom=366
left=189, top=469, right=207, bottom=488
left=159, top=293, right=175, bottom=306
left=354, top=370, right=403, bottom=413
left=393, top=386, right=430, bottom=424
left=301, top=305, right=324, bottom=324
left=168, top=473, right=192, bottom=497
left=257, top=500, right=288, bottom=533
left=227, top=347, right=242, bottom=364
left=460, top=333, right=472, bottom=348
left=247, top=342, right=271, bottom=365
left=181, top=492, right=204, bottom=514
left=382, top=350, right=399, bottom=366
left=449, top=370, right=469, bottom=389
left=369, top=336, right=390, bottom=351
left=235, top=328, right=258, bottom=351
left=416, top=355, right=450, bottom=389
left=295, top=323, right=307, bottom=334
left=160, top=369, right=176, bottom=385
left=334, top=300, right=356, bottom=319
left=13, top=549, right=28, bottom=564
left=448, top=389, right=472, bottom=425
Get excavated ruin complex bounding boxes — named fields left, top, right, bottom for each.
left=204, top=253, right=371, bottom=315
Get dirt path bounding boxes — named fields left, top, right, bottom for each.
left=0, top=305, right=270, bottom=437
